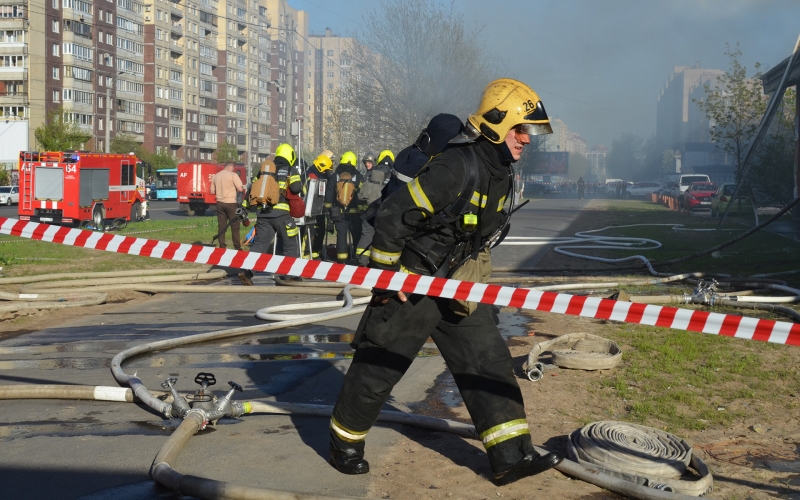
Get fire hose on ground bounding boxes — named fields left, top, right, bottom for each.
left=0, top=270, right=713, bottom=500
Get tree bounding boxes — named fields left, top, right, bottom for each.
left=215, top=140, right=240, bottom=164
left=694, top=43, right=766, bottom=182
left=34, top=108, right=92, bottom=151
left=0, top=168, right=10, bottom=186
left=746, top=87, right=796, bottom=208
left=329, top=0, right=499, bottom=155
left=606, top=133, right=643, bottom=179
left=110, top=133, right=145, bottom=157
left=145, top=150, right=177, bottom=171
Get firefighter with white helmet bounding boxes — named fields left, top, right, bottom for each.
left=327, top=79, right=563, bottom=484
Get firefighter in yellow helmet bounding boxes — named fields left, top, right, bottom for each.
left=324, top=151, right=364, bottom=263
left=303, top=153, right=335, bottom=259
left=328, top=79, right=563, bottom=484
left=239, top=143, right=303, bottom=284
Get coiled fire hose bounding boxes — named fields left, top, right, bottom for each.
left=568, top=421, right=713, bottom=496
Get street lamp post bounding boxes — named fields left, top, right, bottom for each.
left=247, top=103, right=265, bottom=173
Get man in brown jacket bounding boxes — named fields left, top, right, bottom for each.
left=210, top=162, right=245, bottom=250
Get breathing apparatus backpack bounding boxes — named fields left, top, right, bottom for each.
left=402, top=147, right=515, bottom=279
left=335, top=171, right=356, bottom=207
left=249, top=160, right=280, bottom=207
left=358, top=169, right=385, bottom=205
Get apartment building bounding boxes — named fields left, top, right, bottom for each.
left=8, top=0, right=307, bottom=172
left=307, top=27, right=353, bottom=151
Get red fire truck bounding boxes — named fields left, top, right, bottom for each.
left=177, top=162, right=248, bottom=216
left=17, top=151, right=147, bottom=227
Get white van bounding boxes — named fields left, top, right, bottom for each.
left=678, top=174, right=711, bottom=194
left=604, top=179, right=625, bottom=197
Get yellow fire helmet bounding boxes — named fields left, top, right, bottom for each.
left=313, top=154, right=333, bottom=172
left=275, top=143, right=297, bottom=166
left=340, top=151, right=357, bottom=167
left=466, top=78, right=552, bottom=144
left=377, top=150, right=394, bottom=164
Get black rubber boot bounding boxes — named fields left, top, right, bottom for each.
left=237, top=270, right=254, bottom=286
left=493, top=451, right=563, bottom=485
left=328, top=446, right=369, bottom=475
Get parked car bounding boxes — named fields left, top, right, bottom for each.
left=626, top=182, right=662, bottom=198
left=657, top=182, right=679, bottom=197
left=524, top=181, right=555, bottom=196
left=683, top=182, right=717, bottom=211
left=604, top=179, right=627, bottom=197
left=711, top=183, right=754, bottom=217
left=0, top=185, right=19, bottom=205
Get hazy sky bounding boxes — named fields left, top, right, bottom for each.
left=293, top=0, right=800, bottom=149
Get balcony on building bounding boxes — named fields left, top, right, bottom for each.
left=170, top=51, right=183, bottom=66
left=170, top=15, right=183, bottom=34
left=0, top=80, right=25, bottom=105
left=169, top=0, right=182, bottom=15
left=170, top=33, right=183, bottom=52
left=0, top=4, right=26, bottom=30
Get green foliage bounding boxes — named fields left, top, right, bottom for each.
left=0, top=168, right=10, bottom=186
left=34, top=108, right=92, bottom=151
left=215, top=141, right=240, bottom=164
left=693, top=43, right=766, bottom=181
left=746, top=87, right=796, bottom=208
left=146, top=150, right=177, bottom=171
left=110, top=133, right=145, bottom=157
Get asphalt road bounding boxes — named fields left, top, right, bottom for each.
left=0, top=196, right=588, bottom=499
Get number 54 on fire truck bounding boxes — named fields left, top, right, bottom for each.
left=17, top=151, right=148, bottom=227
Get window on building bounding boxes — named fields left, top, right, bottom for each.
left=52, top=67, right=59, bottom=79
left=52, top=44, right=59, bottom=56
left=326, top=50, right=333, bottom=56
left=327, top=72, right=333, bottom=78
left=52, top=90, right=60, bottom=102
left=52, top=20, right=60, bottom=32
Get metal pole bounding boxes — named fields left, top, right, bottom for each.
left=105, top=93, right=111, bottom=153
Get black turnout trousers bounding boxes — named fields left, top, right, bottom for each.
left=331, top=294, right=535, bottom=473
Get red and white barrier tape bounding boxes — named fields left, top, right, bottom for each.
left=2, top=216, right=799, bottom=345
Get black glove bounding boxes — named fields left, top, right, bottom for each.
left=328, top=206, right=342, bottom=223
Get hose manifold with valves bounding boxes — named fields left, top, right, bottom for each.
left=160, top=372, right=246, bottom=426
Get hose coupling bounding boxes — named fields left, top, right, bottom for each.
left=526, top=362, right=545, bottom=382
left=230, top=401, right=248, bottom=418
left=185, top=408, right=210, bottom=430
left=646, top=482, right=674, bottom=492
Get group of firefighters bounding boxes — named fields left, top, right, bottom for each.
left=212, top=78, right=566, bottom=486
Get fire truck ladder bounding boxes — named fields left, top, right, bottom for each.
left=20, top=152, right=35, bottom=212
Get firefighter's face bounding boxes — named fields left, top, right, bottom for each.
left=505, top=126, right=531, bottom=161
left=364, top=161, right=373, bottom=170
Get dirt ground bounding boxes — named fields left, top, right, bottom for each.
left=366, top=307, right=800, bottom=500
left=363, top=204, right=800, bottom=500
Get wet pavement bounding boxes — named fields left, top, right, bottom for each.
left=0, top=197, right=587, bottom=499
left=0, top=272, right=535, bottom=500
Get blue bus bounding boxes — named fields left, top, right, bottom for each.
left=154, top=168, right=178, bottom=200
